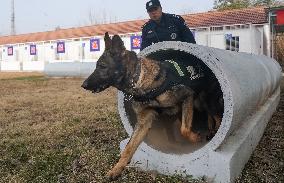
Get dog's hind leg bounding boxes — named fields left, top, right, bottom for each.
left=207, top=114, right=216, bottom=140
left=107, top=108, right=157, bottom=180
left=207, top=114, right=222, bottom=140
left=180, top=95, right=201, bottom=143
left=213, top=115, right=222, bottom=132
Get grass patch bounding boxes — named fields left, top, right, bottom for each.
left=0, top=73, right=282, bottom=182
left=11, top=75, right=47, bottom=81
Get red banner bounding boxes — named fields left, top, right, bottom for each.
left=8, top=46, right=13, bottom=56
left=30, top=45, right=37, bottom=55
left=57, top=42, right=65, bottom=53
left=90, top=39, right=100, bottom=51
left=276, top=10, right=284, bottom=25
left=130, top=36, right=141, bottom=50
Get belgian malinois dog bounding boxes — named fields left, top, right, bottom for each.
left=82, top=32, right=223, bottom=179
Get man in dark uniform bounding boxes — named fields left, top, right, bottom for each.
left=139, top=1, right=218, bottom=141
left=140, top=0, right=196, bottom=50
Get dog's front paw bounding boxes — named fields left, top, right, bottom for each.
left=106, top=166, right=124, bottom=180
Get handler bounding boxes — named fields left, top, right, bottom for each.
left=140, top=0, right=196, bottom=50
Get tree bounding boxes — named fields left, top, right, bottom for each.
left=55, top=26, right=61, bottom=31
left=214, top=0, right=284, bottom=10
left=85, top=8, right=118, bottom=26
left=252, top=0, right=284, bottom=6
left=214, top=0, right=251, bottom=10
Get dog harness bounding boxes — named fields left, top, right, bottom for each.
left=165, top=59, right=204, bottom=79
left=131, top=59, right=208, bottom=102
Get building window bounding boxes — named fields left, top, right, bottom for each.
left=241, top=24, right=250, bottom=29
left=210, top=26, right=223, bottom=31
left=226, top=36, right=239, bottom=52
left=196, top=28, right=208, bottom=32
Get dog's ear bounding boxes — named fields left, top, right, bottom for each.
left=111, top=35, right=125, bottom=54
left=104, top=32, right=112, bottom=50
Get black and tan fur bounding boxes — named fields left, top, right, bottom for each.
left=81, top=32, right=223, bottom=179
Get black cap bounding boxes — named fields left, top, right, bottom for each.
left=146, top=0, right=161, bottom=11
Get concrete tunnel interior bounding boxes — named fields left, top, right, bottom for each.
left=123, top=49, right=224, bottom=155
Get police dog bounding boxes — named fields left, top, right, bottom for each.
left=82, top=32, right=223, bottom=179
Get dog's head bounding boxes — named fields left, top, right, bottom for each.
left=81, top=32, right=127, bottom=93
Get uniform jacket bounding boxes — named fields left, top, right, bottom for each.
left=140, top=13, right=196, bottom=50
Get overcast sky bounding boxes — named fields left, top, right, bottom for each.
left=0, top=0, right=214, bottom=36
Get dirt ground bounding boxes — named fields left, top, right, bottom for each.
left=0, top=72, right=283, bottom=183
left=0, top=72, right=43, bottom=80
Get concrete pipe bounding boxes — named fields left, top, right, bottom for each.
left=117, top=41, right=282, bottom=183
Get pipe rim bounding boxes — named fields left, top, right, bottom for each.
left=118, top=41, right=234, bottom=159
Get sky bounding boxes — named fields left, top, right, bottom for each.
left=0, top=0, right=214, bottom=36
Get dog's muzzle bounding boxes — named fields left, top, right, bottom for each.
left=81, top=80, right=109, bottom=93
left=81, top=80, right=90, bottom=90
